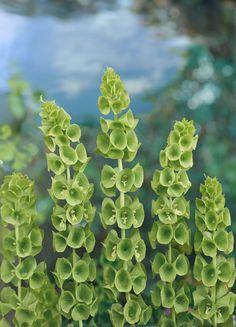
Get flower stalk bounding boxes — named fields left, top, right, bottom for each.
left=192, top=176, right=235, bottom=326
left=40, top=100, right=97, bottom=326
left=149, top=119, right=198, bottom=326
left=97, top=67, right=152, bottom=326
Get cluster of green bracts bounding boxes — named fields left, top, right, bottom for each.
left=97, top=68, right=152, bottom=326
left=40, top=101, right=97, bottom=325
left=192, top=177, right=236, bottom=326
left=149, top=119, right=198, bottom=326
left=0, top=173, right=61, bottom=327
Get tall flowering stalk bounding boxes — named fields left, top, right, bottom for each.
left=97, top=67, right=152, bottom=326
left=40, top=101, right=97, bottom=326
left=149, top=119, right=198, bottom=326
left=0, top=173, right=61, bottom=327
left=192, top=176, right=235, bottom=326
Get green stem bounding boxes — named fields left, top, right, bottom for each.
left=169, top=241, right=176, bottom=326
left=67, top=166, right=71, bottom=183
left=15, top=226, right=21, bottom=301
left=212, top=257, right=217, bottom=327
left=79, top=320, right=83, bottom=327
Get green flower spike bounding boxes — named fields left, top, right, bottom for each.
left=97, top=68, right=151, bottom=326
left=193, top=176, right=235, bottom=326
left=40, top=100, right=97, bottom=326
left=0, top=173, right=61, bottom=326
left=150, top=119, right=198, bottom=325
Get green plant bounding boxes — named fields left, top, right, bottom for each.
left=96, top=67, right=152, bottom=326
left=192, top=176, right=235, bottom=326
left=0, top=68, right=235, bottom=327
left=39, top=101, right=97, bottom=326
left=0, top=173, right=61, bottom=326
left=149, top=119, right=198, bottom=326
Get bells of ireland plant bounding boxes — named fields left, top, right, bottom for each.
left=97, top=67, right=152, bottom=327
left=0, top=173, right=61, bottom=327
left=192, top=177, right=236, bottom=326
left=149, top=119, right=198, bottom=326
left=39, top=100, right=97, bottom=326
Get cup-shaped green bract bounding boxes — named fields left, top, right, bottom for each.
left=76, top=284, right=93, bottom=304
left=72, top=260, right=89, bottom=283
left=117, top=206, right=134, bottom=229
left=117, top=239, right=134, bottom=261
left=115, top=268, right=132, bottom=293
left=116, top=168, right=135, bottom=193
left=124, top=300, right=141, bottom=324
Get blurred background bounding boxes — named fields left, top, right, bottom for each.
left=0, top=0, right=236, bottom=322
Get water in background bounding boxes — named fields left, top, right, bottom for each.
left=0, top=0, right=190, bottom=121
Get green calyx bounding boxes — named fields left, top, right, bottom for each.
left=98, top=67, right=130, bottom=115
